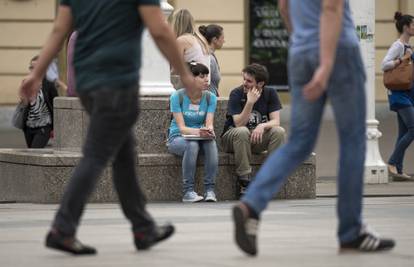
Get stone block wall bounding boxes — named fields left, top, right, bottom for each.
left=0, top=149, right=315, bottom=203
left=54, top=97, right=228, bottom=153
left=0, top=96, right=316, bottom=203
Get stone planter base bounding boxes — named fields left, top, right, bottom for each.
left=0, top=149, right=316, bottom=203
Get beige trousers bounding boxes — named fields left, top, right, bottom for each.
left=221, top=126, right=286, bottom=176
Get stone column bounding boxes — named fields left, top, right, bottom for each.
left=139, top=0, right=175, bottom=96
left=350, top=0, right=388, bottom=183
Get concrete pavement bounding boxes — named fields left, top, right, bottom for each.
left=317, top=179, right=414, bottom=197
left=0, top=196, right=413, bottom=267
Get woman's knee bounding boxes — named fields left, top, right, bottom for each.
left=185, top=141, right=200, bottom=154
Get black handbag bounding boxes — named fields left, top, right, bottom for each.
left=11, top=102, right=27, bottom=129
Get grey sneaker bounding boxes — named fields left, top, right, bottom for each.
left=182, top=191, right=204, bottom=203
left=204, top=191, right=217, bottom=202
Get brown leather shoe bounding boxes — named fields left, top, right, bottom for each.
left=392, top=172, right=414, bottom=182
left=232, top=203, right=259, bottom=256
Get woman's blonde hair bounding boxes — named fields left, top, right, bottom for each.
left=171, top=9, right=195, bottom=37
left=171, top=9, right=209, bottom=54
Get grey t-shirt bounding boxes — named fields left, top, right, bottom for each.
left=289, top=0, right=359, bottom=54
left=209, top=52, right=221, bottom=96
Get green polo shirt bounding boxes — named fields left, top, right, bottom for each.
left=60, top=0, right=160, bottom=92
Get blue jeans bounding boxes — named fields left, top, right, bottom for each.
left=167, top=136, right=218, bottom=194
left=389, top=106, right=414, bottom=173
left=242, top=46, right=367, bottom=244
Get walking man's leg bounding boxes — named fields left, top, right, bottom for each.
left=232, top=52, right=326, bottom=256
left=46, top=87, right=144, bottom=255
left=332, top=48, right=395, bottom=252
left=113, top=131, right=174, bottom=250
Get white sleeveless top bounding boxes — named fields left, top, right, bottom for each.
left=171, top=34, right=211, bottom=89
left=184, top=38, right=211, bottom=83
left=184, top=43, right=211, bottom=70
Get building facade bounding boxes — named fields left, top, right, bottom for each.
left=0, top=0, right=413, bottom=105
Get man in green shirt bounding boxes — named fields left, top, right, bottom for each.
left=20, top=0, right=196, bottom=256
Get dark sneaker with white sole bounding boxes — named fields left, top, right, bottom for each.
left=232, top=203, right=259, bottom=256
left=237, top=175, right=252, bottom=198
left=134, top=224, right=175, bottom=250
left=45, top=229, right=97, bottom=255
left=340, top=226, right=395, bottom=252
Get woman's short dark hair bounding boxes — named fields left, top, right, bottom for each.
left=394, top=11, right=414, bottom=34
left=198, top=24, right=223, bottom=44
left=242, top=63, right=269, bottom=85
left=188, top=61, right=209, bottom=76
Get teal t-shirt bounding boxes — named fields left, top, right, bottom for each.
left=168, top=90, right=217, bottom=138
left=60, top=0, right=160, bottom=92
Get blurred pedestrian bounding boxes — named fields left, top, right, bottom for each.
left=20, top=0, right=196, bottom=256
left=381, top=11, right=414, bottom=181
left=232, top=0, right=395, bottom=256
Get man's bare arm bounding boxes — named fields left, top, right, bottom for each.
left=303, top=0, right=344, bottom=101
left=278, top=0, right=292, bottom=34
left=20, top=6, right=73, bottom=100
left=33, top=6, right=73, bottom=79
left=259, top=111, right=280, bottom=129
left=320, top=0, right=343, bottom=75
left=233, top=102, right=254, bottom=127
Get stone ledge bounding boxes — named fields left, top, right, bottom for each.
left=0, top=149, right=315, bottom=167
left=0, top=149, right=316, bottom=203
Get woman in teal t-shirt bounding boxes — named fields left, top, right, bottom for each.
left=167, top=62, right=218, bottom=202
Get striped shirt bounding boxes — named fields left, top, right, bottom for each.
left=26, top=89, right=52, bottom=128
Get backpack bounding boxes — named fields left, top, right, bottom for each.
left=166, top=89, right=211, bottom=139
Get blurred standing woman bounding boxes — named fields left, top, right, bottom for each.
left=167, top=62, right=218, bottom=203
left=199, top=24, right=225, bottom=96
left=382, top=12, right=414, bottom=180
left=171, top=9, right=210, bottom=89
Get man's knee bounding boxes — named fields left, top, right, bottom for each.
left=407, top=127, right=414, bottom=139
left=269, top=126, right=286, bottom=141
left=232, top=126, right=251, bottom=141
